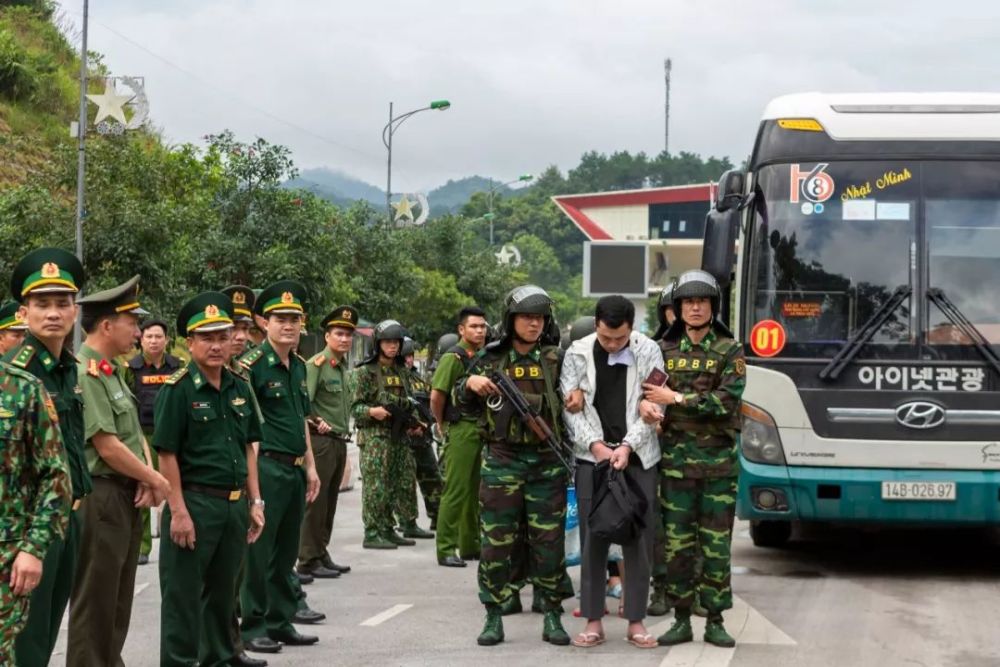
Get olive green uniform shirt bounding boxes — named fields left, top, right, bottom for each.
left=4, top=332, right=92, bottom=499
left=77, top=344, right=146, bottom=477
left=305, top=347, right=351, bottom=436
left=152, top=362, right=262, bottom=488
left=239, top=340, right=310, bottom=456
left=430, top=340, right=476, bottom=422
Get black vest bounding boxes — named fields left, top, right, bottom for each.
left=128, top=354, right=182, bottom=429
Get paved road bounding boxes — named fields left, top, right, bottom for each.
left=52, top=447, right=1000, bottom=666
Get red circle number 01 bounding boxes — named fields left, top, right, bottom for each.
left=750, top=320, right=786, bottom=357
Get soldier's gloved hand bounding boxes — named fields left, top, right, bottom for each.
left=369, top=406, right=391, bottom=421
left=170, top=510, right=197, bottom=550
left=564, top=389, right=585, bottom=414
left=11, top=551, right=42, bottom=596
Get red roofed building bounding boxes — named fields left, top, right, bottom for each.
left=552, top=183, right=713, bottom=295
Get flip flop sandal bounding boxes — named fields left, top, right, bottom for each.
left=571, top=632, right=606, bottom=648
left=626, top=633, right=658, bottom=649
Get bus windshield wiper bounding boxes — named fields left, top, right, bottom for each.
left=926, top=288, right=1000, bottom=376
left=819, top=285, right=911, bottom=382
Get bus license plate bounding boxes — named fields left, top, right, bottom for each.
left=881, top=482, right=956, bottom=501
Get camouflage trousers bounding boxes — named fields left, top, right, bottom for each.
left=358, top=430, right=416, bottom=535
left=0, top=545, right=30, bottom=663
left=478, top=442, right=574, bottom=610
left=409, top=439, right=443, bottom=522
left=662, top=475, right=737, bottom=613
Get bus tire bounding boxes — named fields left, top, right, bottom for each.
left=750, top=520, right=791, bottom=548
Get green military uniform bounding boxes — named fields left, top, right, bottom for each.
left=155, top=291, right=263, bottom=665
left=298, top=306, right=357, bottom=573
left=0, top=361, right=71, bottom=663
left=4, top=247, right=92, bottom=666
left=239, top=281, right=317, bottom=645
left=432, top=339, right=482, bottom=561
left=655, top=270, right=746, bottom=648
left=351, top=320, right=420, bottom=548
left=403, top=367, right=443, bottom=526
left=68, top=276, right=150, bottom=666
left=455, top=285, right=573, bottom=647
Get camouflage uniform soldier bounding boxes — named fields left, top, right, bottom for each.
left=0, top=362, right=71, bottom=663
left=456, top=285, right=574, bottom=647
left=0, top=301, right=28, bottom=356
left=400, top=337, right=443, bottom=529
left=5, top=248, right=92, bottom=666
left=641, top=270, right=745, bottom=648
left=351, top=320, right=423, bottom=549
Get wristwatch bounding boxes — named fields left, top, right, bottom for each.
left=673, top=393, right=685, bottom=406
left=251, top=498, right=266, bottom=507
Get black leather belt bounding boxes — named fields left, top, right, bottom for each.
left=183, top=483, right=246, bottom=502
left=260, top=450, right=305, bottom=467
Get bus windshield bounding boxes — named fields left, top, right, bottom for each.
left=746, top=160, right=1000, bottom=361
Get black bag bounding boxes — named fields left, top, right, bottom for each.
left=587, top=460, right=648, bottom=546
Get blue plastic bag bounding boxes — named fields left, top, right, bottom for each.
left=565, top=485, right=581, bottom=567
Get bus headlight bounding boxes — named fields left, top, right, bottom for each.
left=741, top=402, right=786, bottom=465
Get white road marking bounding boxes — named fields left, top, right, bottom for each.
left=360, top=603, right=413, bottom=627
left=655, top=594, right=795, bottom=667
left=134, top=582, right=150, bottom=597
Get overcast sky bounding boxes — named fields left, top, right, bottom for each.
left=68, top=0, right=999, bottom=192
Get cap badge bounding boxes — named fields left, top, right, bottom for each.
left=41, top=262, right=60, bottom=278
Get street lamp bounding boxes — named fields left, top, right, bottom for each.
left=486, top=173, right=534, bottom=245
left=382, top=100, right=450, bottom=225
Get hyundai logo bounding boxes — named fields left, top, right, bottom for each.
left=895, top=401, right=946, bottom=430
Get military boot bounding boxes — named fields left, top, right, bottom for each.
left=477, top=606, right=505, bottom=646
left=362, top=531, right=397, bottom=550
left=385, top=531, right=416, bottom=546
left=401, top=521, right=434, bottom=539
left=647, top=586, right=670, bottom=616
left=657, top=609, right=693, bottom=646
left=530, top=588, right=544, bottom=614
left=704, top=614, right=736, bottom=647
left=499, top=594, right=523, bottom=616
left=541, top=610, right=570, bottom=645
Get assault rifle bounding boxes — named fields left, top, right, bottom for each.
left=487, top=370, right=575, bottom=474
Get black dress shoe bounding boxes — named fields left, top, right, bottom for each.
left=268, top=629, right=319, bottom=646
left=293, top=607, right=326, bottom=624
left=232, top=650, right=268, bottom=666
left=244, top=637, right=282, bottom=654
left=300, top=565, right=340, bottom=579
left=321, top=555, right=351, bottom=573
left=295, top=570, right=314, bottom=585
left=437, top=555, right=467, bottom=568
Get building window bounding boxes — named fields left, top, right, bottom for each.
left=662, top=219, right=671, bottom=233
left=679, top=220, right=687, bottom=233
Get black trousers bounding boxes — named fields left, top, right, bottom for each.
left=575, top=457, right=657, bottom=623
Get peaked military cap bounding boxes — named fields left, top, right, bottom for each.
left=320, top=305, right=359, bottom=331
left=10, top=247, right=85, bottom=302
left=77, top=275, right=149, bottom=318
left=255, top=280, right=306, bottom=317
left=221, top=285, right=256, bottom=322
left=0, top=301, right=27, bottom=331
left=177, top=292, right=234, bottom=337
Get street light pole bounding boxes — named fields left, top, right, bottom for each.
left=381, top=99, right=451, bottom=227
left=73, top=0, right=89, bottom=350
left=486, top=174, right=533, bottom=245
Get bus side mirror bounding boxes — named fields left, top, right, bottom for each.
left=702, top=207, right=739, bottom=287
left=715, top=170, right=745, bottom=212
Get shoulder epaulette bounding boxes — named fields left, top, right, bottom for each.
left=240, top=347, right=265, bottom=367
left=86, top=358, right=100, bottom=378
left=10, top=344, right=35, bottom=369
left=165, top=367, right=188, bottom=385
left=311, top=353, right=326, bottom=367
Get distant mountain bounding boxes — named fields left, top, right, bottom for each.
left=285, top=170, right=520, bottom=218
left=285, top=168, right=385, bottom=207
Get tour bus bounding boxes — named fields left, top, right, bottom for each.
left=701, top=93, right=1000, bottom=546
